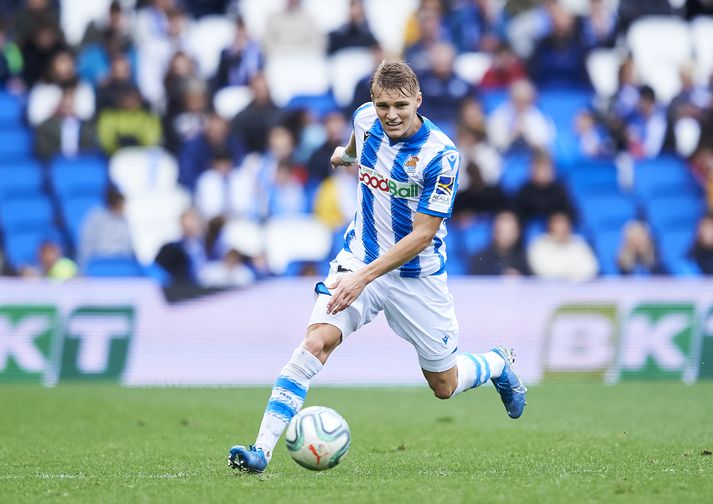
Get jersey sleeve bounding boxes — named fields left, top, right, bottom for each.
left=417, top=148, right=460, bottom=218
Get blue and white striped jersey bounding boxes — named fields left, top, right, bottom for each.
left=339, top=102, right=460, bottom=278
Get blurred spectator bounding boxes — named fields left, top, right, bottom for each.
left=327, top=0, right=378, bottom=55
left=34, top=88, right=97, bottom=160
left=403, top=0, right=447, bottom=48
left=596, top=56, right=640, bottom=152
left=617, top=0, right=674, bottom=35
left=233, top=126, right=295, bottom=220
left=184, top=0, right=233, bottom=19
left=0, top=245, right=15, bottom=276
left=348, top=43, right=384, bottom=112
left=194, top=151, right=238, bottom=220
left=307, top=111, right=348, bottom=183
left=469, top=210, right=530, bottom=276
left=78, top=187, right=135, bottom=269
left=96, top=53, right=136, bottom=111
left=451, top=159, right=509, bottom=221
left=155, top=208, right=207, bottom=286
left=580, top=0, right=618, bottom=50
left=685, top=0, right=713, bottom=19
left=0, top=22, right=23, bottom=89
left=134, top=0, right=175, bottom=46
left=19, top=19, right=66, bottom=88
left=27, top=49, right=95, bottom=126
left=232, top=72, right=282, bottom=153
left=457, top=96, right=488, bottom=139
left=690, top=213, right=713, bottom=274
left=198, top=248, right=256, bottom=288
left=689, top=147, right=713, bottom=209
left=479, top=42, right=528, bottom=90
left=165, top=78, right=209, bottom=153
left=448, top=0, right=507, bottom=54
left=505, top=0, right=559, bottom=59
left=617, top=220, right=664, bottom=275
left=528, top=6, right=590, bottom=89
left=212, top=16, right=263, bottom=91
left=282, top=108, right=325, bottom=165
left=179, top=111, right=243, bottom=190
left=404, top=6, right=451, bottom=73
left=574, top=110, right=611, bottom=158
left=313, top=164, right=358, bottom=229
left=21, top=240, right=77, bottom=280
left=14, top=0, right=60, bottom=48
left=668, top=63, right=711, bottom=150
left=97, top=86, right=162, bottom=154
left=457, top=123, right=502, bottom=185
left=488, top=79, right=553, bottom=152
left=417, top=42, right=471, bottom=130
left=77, top=5, right=137, bottom=87
left=528, top=212, right=598, bottom=281
left=162, top=52, right=202, bottom=144
left=625, top=85, right=667, bottom=159
left=514, top=151, right=576, bottom=225
left=80, top=1, right=133, bottom=48
left=263, top=0, right=326, bottom=56
left=268, top=160, right=308, bottom=217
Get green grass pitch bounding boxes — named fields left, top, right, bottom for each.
left=1, top=382, right=712, bottom=503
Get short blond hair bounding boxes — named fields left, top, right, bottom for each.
left=371, top=60, right=420, bottom=98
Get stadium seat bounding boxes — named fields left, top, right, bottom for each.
left=50, top=155, right=108, bottom=199
left=238, top=0, right=285, bottom=40
left=286, top=93, right=340, bottom=118
left=647, top=195, right=705, bottom=233
left=453, top=52, right=493, bottom=86
left=538, top=89, right=592, bottom=131
left=304, top=0, right=349, bottom=34
left=461, top=219, right=492, bottom=256
left=3, top=226, right=64, bottom=269
left=60, top=195, right=103, bottom=245
left=591, top=228, right=622, bottom=276
left=265, top=52, right=330, bottom=107
left=222, top=218, right=266, bottom=258
left=84, top=256, right=146, bottom=277
left=567, top=160, right=619, bottom=200
left=364, top=0, right=418, bottom=55
left=586, top=48, right=622, bottom=99
left=627, top=16, right=692, bottom=102
left=579, top=193, right=637, bottom=232
left=109, top=147, right=179, bottom=198
left=633, top=156, right=698, bottom=200
left=0, top=128, right=32, bottom=161
left=657, top=227, right=698, bottom=275
left=60, top=0, right=113, bottom=46
left=264, top=216, right=332, bottom=274
left=0, top=195, right=55, bottom=234
left=0, top=92, right=23, bottom=126
left=524, top=218, right=547, bottom=246
left=185, top=15, right=236, bottom=79
left=690, top=17, right=713, bottom=84
left=445, top=252, right=468, bottom=276
left=329, top=48, right=374, bottom=107
left=125, top=188, right=192, bottom=264
left=213, top=86, right=254, bottom=120
left=481, top=89, right=508, bottom=114
left=0, top=164, right=44, bottom=200
left=500, top=153, right=531, bottom=194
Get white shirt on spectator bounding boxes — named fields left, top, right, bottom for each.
left=528, top=234, right=598, bottom=282
left=487, top=102, right=553, bottom=152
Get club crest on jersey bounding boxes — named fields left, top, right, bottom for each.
left=435, top=175, right=455, bottom=196
left=404, top=156, right=419, bottom=171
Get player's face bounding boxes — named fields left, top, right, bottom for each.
left=372, top=87, right=423, bottom=140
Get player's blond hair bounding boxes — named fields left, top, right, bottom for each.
left=370, top=60, right=420, bottom=98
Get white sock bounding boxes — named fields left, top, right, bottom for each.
left=451, top=351, right=506, bottom=397
left=254, top=346, right=323, bottom=460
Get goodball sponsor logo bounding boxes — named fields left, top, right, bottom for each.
left=359, top=168, right=419, bottom=198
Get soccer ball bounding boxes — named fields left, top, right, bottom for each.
left=285, top=406, right=351, bottom=471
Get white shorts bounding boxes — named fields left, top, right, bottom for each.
left=308, top=257, right=460, bottom=373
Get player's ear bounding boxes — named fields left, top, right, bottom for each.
left=415, top=92, right=422, bottom=108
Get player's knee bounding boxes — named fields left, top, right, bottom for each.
left=303, top=324, right=342, bottom=362
left=431, top=381, right=456, bottom=400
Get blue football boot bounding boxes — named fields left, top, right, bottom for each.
left=490, top=347, right=527, bottom=419
left=228, top=444, right=268, bottom=473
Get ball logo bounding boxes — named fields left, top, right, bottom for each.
left=358, top=167, right=419, bottom=198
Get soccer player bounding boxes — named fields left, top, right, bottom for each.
left=229, top=60, right=526, bottom=473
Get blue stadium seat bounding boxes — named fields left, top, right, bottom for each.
left=0, top=128, right=32, bottom=160
left=445, top=251, right=468, bottom=276
left=524, top=218, right=547, bottom=246
left=480, top=89, right=508, bottom=114
left=84, top=257, right=146, bottom=277
left=657, top=228, right=699, bottom=275
left=579, top=193, right=637, bottom=232
left=0, top=164, right=44, bottom=200
left=0, top=195, right=55, bottom=233
left=0, top=92, right=23, bottom=126
left=60, top=195, right=102, bottom=245
left=461, top=219, right=492, bottom=255
left=538, top=89, right=592, bottom=130
left=50, top=155, right=109, bottom=199
left=647, top=195, right=704, bottom=233
left=633, top=156, right=698, bottom=200
left=286, top=93, right=340, bottom=119
left=591, top=228, right=622, bottom=276
left=500, top=153, right=531, bottom=194
left=3, top=226, right=64, bottom=269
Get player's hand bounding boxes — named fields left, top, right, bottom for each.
left=330, top=146, right=356, bottom=169
left=325, top=271, right=368, bottom=315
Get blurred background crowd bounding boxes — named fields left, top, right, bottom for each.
left=1, top=0, right=713, bottom=291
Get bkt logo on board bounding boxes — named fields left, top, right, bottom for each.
left=0, top=305, right=134, bottom=384
left=544, top=302, right=702, bottom=382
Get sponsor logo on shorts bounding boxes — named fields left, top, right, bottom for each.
left=359, top=166, right=419, bottom=198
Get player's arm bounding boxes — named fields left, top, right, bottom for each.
left=325, top=212, right=442, bottom=315
left=330, top=132, right=357, bottom=168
